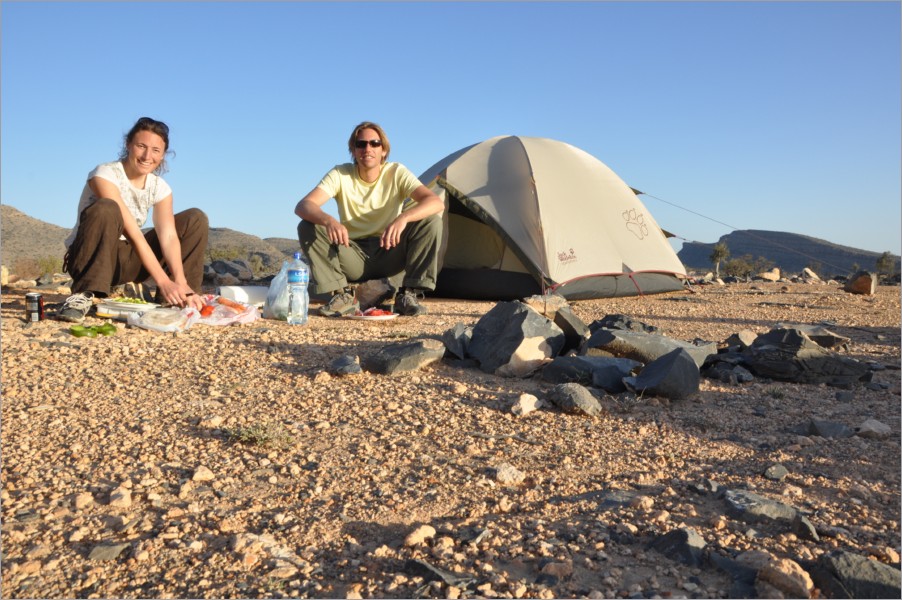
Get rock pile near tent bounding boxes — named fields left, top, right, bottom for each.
left=355, top=295, right=882, bottom=408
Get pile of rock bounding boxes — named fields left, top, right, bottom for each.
left=337, top=293, right=883, bottom=412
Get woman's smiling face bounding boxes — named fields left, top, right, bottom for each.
left=125, top=130, right=166, bottom=177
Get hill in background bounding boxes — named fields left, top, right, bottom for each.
left=0, top=204, right=298, bottom=277
left=0, top=205, right=69, bottom=274
left=678, top=229, right=900, bottom=276
left=3, top=204, right=898, bottom=280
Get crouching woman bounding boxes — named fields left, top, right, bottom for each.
left=60, top=117, right=208, bottom=322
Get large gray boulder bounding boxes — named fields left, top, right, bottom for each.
left=583, top=329, right=716, bottom=368
left=468, top=301, right=565, bottom=377
left=623, top=348, right=700, bottom=400
left=441, top=323, right=473, bottom=360
left=363, top=339, right=446, bottom=375
left=810, top=550, right=902, bottom=599
left=541, top=355, right=640, bottom=392
left=774, top=323, right=851, bottom=350
left=744, top=328, right=872, bottom=386
left=552, top=305, right=590, bottom=355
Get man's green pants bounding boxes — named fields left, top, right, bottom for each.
left=297, top=213, right=442, bottom=295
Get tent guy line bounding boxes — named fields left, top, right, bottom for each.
left=640, top=192, right=853, bottom=274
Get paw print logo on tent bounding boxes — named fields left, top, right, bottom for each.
left=622, top=209, right=648, bottom=240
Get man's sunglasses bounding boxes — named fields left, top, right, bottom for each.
left=354, top=139, right=383, bottom=149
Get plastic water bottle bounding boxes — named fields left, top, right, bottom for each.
left=287, top=252, right=309, bottom=325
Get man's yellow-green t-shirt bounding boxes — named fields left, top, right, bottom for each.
left=316, top=162, right=424, bottom=239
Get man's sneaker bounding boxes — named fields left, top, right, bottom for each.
left=393, top=289, right=427, bottom=317
left=58, top=292, right=95, bottom=323
left=319, top=291, right=359, bottom=317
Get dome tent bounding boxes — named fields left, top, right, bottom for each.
left=417, top=136, right=687, bottom=300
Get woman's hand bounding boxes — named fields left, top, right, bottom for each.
left=157, top=278, right=203, bottom=310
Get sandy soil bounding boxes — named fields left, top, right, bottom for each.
left=1, top=281, right=899, bottom=599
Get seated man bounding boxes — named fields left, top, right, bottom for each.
left=295, top=121, right=444, bottom=317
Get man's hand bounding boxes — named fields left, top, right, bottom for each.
left=325, top=218, right=351, bottom=247
left=380, top=216, right=409, bottom=249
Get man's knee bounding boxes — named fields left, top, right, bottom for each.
left=414, top=213, right=442, bottom=240
left=298, top=219, right=317, bottom=244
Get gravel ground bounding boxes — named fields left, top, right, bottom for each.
left=1, top=281, right=899, bottom=599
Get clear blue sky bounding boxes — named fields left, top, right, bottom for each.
left=2, top=1, right=899, bottom=255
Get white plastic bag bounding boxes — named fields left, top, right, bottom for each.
left=127, top=307, right=201, bottom=333
left=198, top=295, right=260, bottom=326
left=263, top=261, right=290, bottom=320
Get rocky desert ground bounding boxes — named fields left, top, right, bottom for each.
left=1, top=281, right=900, bottom=599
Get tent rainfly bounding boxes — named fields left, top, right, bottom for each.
left=416, top=135, right=687, bottom=300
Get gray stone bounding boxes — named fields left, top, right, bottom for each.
left=363, top=339, right=445, bottom=375
left=88, top=543, right=131, bottom=561
left=596, top=489, right=639, bottom=509
left=592, top=361, right=644, bottom=393
left=441, top=323, right=472, bottom=360
left=511, top=393, right=544, bottom=416
left=623, top=348, right=700, bottom=400
left=808, top=419, right=855, bottom=439
left=688, top=478, right=725, bottom=497
left=801, top=267, right=821, bottom=281
left=541, top=355, right=640, bottom=392
left=763, top=463, right=789, bottom=481
left=723, top=489, right=798, bottom=523
left=723, top=329, right=758, bottom=351
left=755, top=267, right=781, bottom=282
left=792, top=513, right=820, bottom=541
left=553, top=305, right=590, bottom=355
left=855, top=418, right=892, bottom=439
left=745, top=328, right=872, bottom=386
left=495, top=463, right=526, bottom=484
left=647, top=528, right=706, bottom=567
left=702, top=354, right=755, bottom=385
left=707, top=551, right=758, bottom=599
left=404, top=558, right=475, bottom=587
left=810, top=550, right=902, bottom=599
left=547, top=383, right=603, bottom=417
left=588, top=314, right=659, bottom=334
left=521, top=293, right=569, bottom=319
left=468, top=301, right=565, bottom=377
left=329, top=354, right=361, bottom=376
left=775, top=322, right=852, bottom=350
left=583, top=329, right=716, bottom=369
left=843, top=271, right=877, bottom=295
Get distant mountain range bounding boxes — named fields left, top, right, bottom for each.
left=678, top=229, right=900, bottom=276
left=1, top=204, right=897, bottom=279
left=0, top=204, right=298, bottom=275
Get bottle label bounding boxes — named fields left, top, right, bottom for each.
left=287, top=270, right=309, bottom=284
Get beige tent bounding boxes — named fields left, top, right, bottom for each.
left=418, top=136, right=687, bottom=300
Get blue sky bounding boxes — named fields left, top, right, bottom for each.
left=2, top=1, right=899, bottom=256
